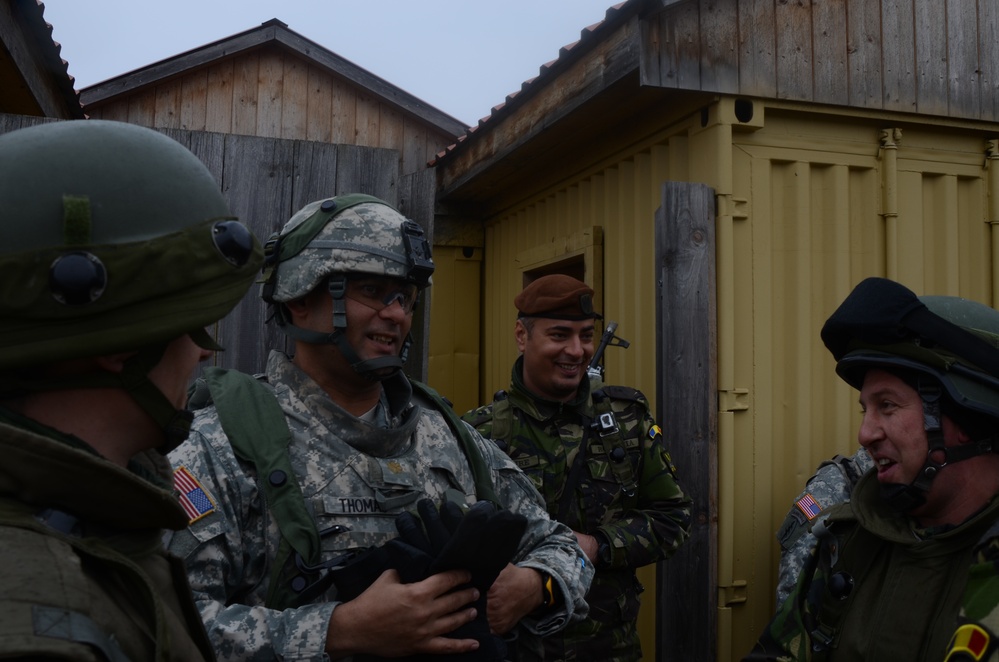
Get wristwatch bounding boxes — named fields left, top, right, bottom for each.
left=597, top=540, right=612, bottom=567
left=539, top=571, right=556, bottom=609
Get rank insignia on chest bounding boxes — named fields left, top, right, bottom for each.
left=173, top=466, right=216, bottom=524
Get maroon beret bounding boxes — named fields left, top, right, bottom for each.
left=515, top=274, right=602, bottom=320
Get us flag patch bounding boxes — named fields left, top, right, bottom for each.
left=795, top=493, right=823, bottom=520
left=174, top=466, right=215, bottom=524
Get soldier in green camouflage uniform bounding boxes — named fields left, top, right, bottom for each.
left=0, top=120, right=262, bottom=660
left=774, top=448, right=874, bottom=608
left=463, top=275, right=692, bottom=661
left=746, top=277, right=999, bottom=661
left=168, top=196, right=593, bottom=661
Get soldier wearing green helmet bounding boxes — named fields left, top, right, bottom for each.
left=167, top=195, right=592, bottom=661
left=0, top=119, right=263, bottom=660
left=746, top=277, right=999, bottom=662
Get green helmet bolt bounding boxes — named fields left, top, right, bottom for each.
left=0, top=119, right=264, bottom=448
left=260, top=193, right=434, bottom=379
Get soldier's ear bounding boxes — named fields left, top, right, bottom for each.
left=514, top=319, right=528, bottom=353
left=94, top=352, right=135, bottom=374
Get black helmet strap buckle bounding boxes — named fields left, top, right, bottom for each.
left=882, top=381, right=945, bottom=512
left=884, top=379, right=996, bottom=512
left=401, top=220, right=434, bottom=286
left=329, top=276, right=349, bottom=329
left=326, top=274, right=404, bottom=380
left=912, top=382, right=946, bottom=493
left=272, top=275, right=406, bottom=382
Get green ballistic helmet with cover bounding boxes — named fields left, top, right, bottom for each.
left=260, top=194, right=434, bottom=380
left=820, top=277, right=999, bottom=510
left=0, top=120, right=264, bottom=449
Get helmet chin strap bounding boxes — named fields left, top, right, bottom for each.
left=118, top=346, right=195, bottom=454
left=881, top=380, right=996, bottom=512
left=0, top=344, right=193, bottom=455
left=273, top=275, right=410, bottom=382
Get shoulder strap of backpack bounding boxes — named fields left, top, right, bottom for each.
left=410, top=379, right=501, bottom=505
left=200, top=367, right=321, bottom=609
left=591, top=388, right=639, bottom=498
left=805, top=509, right=879, bottom=652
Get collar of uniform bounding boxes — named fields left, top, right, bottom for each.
left=508, top=355, right=593, bottom=421
left=851, top=470, right=999, bottom=551
left=0, top=419, right=189, bottom=532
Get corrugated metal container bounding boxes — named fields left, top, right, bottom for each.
left=454, top=94, right=998, bottom=659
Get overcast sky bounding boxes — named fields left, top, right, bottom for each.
left=40, top=0, right=619, bottom=126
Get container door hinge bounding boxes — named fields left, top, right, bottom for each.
left=720, top=580, right=748, bottom=606
left=719, top=388, right=749, bottom=413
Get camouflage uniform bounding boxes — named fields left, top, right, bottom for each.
left=463, top=357, right=692, bottom=661
left=747, top=471, right=999, bottom=661
left=168, top=350, right=593, bottom=661
left=774, top=448, right=873, bottom=607
left=0, top=413, right=215, bottom=661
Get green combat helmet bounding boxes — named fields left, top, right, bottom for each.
left=0, top=120, right=263, bottom=449
left=260, top=194, right=434, bottom=380
left=821, top=277, right=999, bottom=510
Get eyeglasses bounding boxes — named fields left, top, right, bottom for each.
left=345, top=277, right=419, bottom=314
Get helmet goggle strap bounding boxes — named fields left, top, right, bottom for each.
left=272, top=275, right=406, bottom=381
left=879, top=381, right=943, bottom=511
left=117, top=345, right=195, bottom=454
left=0, top=344, right=192, bottom=455
left=881, top=380, right=995, bottom=511
left=326, top=275, right=405, bottom=381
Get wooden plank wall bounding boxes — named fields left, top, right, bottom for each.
left=84, top=46, right=453, bottom=176
left=641, top=0, right=999, bottom=122
left=0, top=114, right=433, bottom=381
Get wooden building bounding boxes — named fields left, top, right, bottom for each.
left=0, top=0, right=82, bottom=119
left=432, top=0, right=999, bottom=659
left=76, top=18, right=471, bottom=383
left=81, top=18, right=466, bottom=179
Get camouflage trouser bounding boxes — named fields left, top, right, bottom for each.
left=541, top=622, right=641, bottom=661
left=539, top=568, right=643, bottom=661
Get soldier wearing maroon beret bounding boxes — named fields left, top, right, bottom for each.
left=463, top=274, right=692, bottom=662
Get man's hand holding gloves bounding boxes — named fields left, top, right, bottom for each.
left=388, top=498, right=528, bottom=661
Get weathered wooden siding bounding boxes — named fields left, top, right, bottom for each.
left=0, top=114, right=433, bottom=382
left=85, top=46, right=450, bottom=176
left=642, top=0, right=999, bottom=122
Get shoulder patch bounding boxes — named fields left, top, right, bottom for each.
left=173, top=466, right=216, bottom=524
left=794, top=493, right=823, bottom=520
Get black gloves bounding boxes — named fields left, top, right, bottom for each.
left=326, top=498, right=528, bottom=662
left=388, top=498, right=528, bottom=661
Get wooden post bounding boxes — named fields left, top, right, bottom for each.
left=655, top=181, right=717, bottom=661
left=399, top=167, right=437, bottom=384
